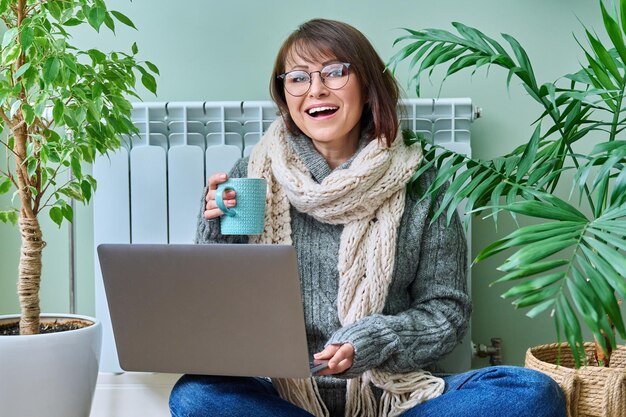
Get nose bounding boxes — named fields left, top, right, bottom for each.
left=308, top=72, right=329, bottom=97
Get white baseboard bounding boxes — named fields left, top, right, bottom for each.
left=91, top=372, right=181, bottom=417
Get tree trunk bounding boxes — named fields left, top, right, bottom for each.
left=18, top=212, right=45, bottom=335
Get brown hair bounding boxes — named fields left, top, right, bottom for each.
left=270, top=19, right=400, bottom=146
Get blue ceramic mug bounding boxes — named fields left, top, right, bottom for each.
left=215, top=178, right=267, bottom=235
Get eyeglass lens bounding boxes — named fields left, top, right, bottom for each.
left=283, top=63, right=350, bottom=96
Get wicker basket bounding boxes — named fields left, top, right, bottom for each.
left=525, top=343, right=626, bottom=417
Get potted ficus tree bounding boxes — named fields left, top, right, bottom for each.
left=390, top=0, right=626, bottom=415
left=0, top=1, right=157, bottom=416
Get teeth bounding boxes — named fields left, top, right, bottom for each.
left=307, top=106, right=338, bottom=115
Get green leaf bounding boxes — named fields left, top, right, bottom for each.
left=599, top=203, right=626, bottom=221
left=2, top=43, right=21, bottom=63
left=61, top=203, right=73, bottom=222
left=87, top=6, right=107, bottom=32
left=446, top=54, right=480, bottom=77
left=49, top=206, right=63, bottom=226
left=451, top=22, right=493, bottom=52
left=27, top=158, right=37, bottom=179
left=145, top=61, right=160, bottom=75
left=111, top=10, right=137, bottom=29
left=584, top=236, right=626, bottom=278
left=527, top=161, right=555, bottom=186
left=557, top=296, right=585, bottom=367
left=80, top=179, right=92, bottom=202
left=438, top=165, right=476, bottom=207
left=590, top=140, right=626, bottom=155
left=488, top=181, right=506, bottom=224
left=580, top=244, right=626, bottom=299
left=513, top=285, right=561, bottom=308
left=88, top=49, right=107, bottom=64
left=526, top=299, right=555, bottom=318
left=567, top=271, right=611, bottom=354
left=9, top=100, right=21, bottom=119
left=131, top=42, right=138, bottom=55
left=104, top=13, right=115, bottom=33
left=2, top=27, right=17, bottom=49
left=46, top=1, right=62, bottom=21
left=511, top=220, right=584, bottom=239
left=610, top=168, right=626, bottom=206
left=586, top=29, right=620, bottom=80
left=20, top=26, right=34, bottom=52
left=0, top=177, right=11, bottom=194
left=501, top=272, right=565, bottom=299
left=0, top=210, right=18, bottom=225
left=533, top=192, right=588, bottom=220
left=22, top=104, right=34, bottom=125
left=585, top=51, right=617, bottom=93
left=621, top=0, right=626, bottom=39
left=601, top=1, right=626, bottom=64
left=500, top=236, right=578, bottom=272
left=59, top=184, right=83, bottom=201
left=501, top=33, right=536, bottom=88
left=70, top=157, right=82, bottom=179
left=571, top=265, right=616, bottom=349
left=63, top=18, right=83, bottom=26
left=141, top=71, right=157, bottom=95
left=53, top=100, right=64, bottom=125
left=517, top=125, right=541, bottom=180
left=505, top=200, right=587, bottom=222
left=43, top=57, right=61, bottom=83
left=577, top=254, right=626, bottom=338
left=587, top=227, right=626, bottom=252
left=592, top=151, right=626, bottom=195
left=388, top=40, right=426, bottom=74
left=13, top=63, right=30, bottom=80
left=593, top=220, right=626, bottom=235
left=492, top=259, right=569, bottom=284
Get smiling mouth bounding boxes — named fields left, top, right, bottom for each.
left=307, top=106, right=339, bottom=118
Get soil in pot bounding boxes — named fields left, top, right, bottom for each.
left=0, top=318, right=93, bottom=335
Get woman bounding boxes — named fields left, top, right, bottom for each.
left=169, top=18, right=565, bottom=417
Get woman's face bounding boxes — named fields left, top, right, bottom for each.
left=283, top=52, right=365, bottom=149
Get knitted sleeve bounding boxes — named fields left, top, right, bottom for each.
left=195, top=157, right=250, bottom=244
left=325, top=171, right=472, bottom=378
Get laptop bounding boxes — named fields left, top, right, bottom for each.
left=97, top=243, right=328, bottom=378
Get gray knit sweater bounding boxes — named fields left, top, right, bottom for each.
left=195, top=135, right=471, bottom=416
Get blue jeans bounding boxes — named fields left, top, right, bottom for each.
left=169, top=366, right=566, bottom=417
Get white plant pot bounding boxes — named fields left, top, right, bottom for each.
left=0, top=314, right=102, bottom=417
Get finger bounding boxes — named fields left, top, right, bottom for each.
left=334, top=357, right=353, bottom=373
left=203, top=208, right=224, bottom=220
left=316, top=355, right=353, bottom=376
left=327, top=344, right=354, bottom=370
left=206, top=189, right=236, bottom=203
left=318, top=359, right=353, bottom=376
left=313, top=345, right=340, bottom=360
left=207, top=173, right=228, bottom=190
left=206, top=189, right=215, bottom=203
left=205, top=188, right=235, bottom=209
left=205, top=198, right=237, bottom=211
left=204, top=199, right=236, bottom=218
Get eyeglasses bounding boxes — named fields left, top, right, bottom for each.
left=277, top=62, right=351, bottom=97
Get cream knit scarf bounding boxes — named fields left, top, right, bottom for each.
left=248, top=119, right=445, bottom=417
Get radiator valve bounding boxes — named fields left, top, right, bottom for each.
left=473, top=338, right=502, bottom=366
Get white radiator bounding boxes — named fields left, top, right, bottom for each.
left=93, top=98, right=477, bottom=374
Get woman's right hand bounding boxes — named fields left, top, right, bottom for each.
left=203, top=173, right=237, bottom=220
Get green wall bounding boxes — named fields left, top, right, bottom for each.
left=0, top=0, right=605, bottom=366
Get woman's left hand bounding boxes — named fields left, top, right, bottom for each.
left=313, top=343, right=354, bottom=376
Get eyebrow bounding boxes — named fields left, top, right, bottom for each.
left=288, top=59, right=341, bottom=71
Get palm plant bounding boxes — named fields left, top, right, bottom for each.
left=390, top=0, right=626, bottom=367
left=0, top=0, right=157, bottom=335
